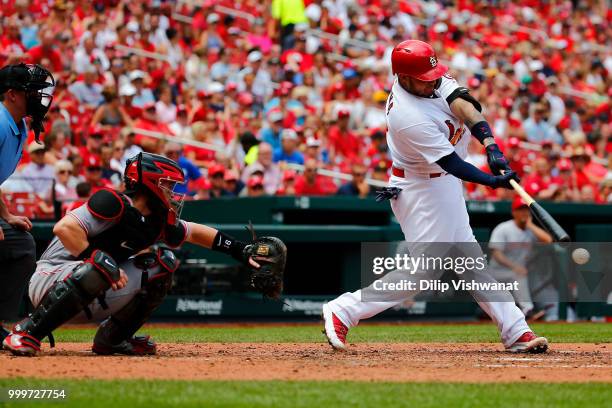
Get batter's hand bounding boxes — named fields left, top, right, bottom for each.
left=111, top=269, right=129, bottom=291
left=486, top=143, right=512, bottom=176
left=492, top=171, right=520, bottom=189
left=4, top=214, right=33, bottom=231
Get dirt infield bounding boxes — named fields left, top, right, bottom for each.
left=1, top=342, right=610, bottom=383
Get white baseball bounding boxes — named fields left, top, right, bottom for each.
left=571, top=248, right=590, bottom=265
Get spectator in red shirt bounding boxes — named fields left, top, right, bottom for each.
left=327, top=110, right=362, bottom=164
left=281, top=32, right=313, bottom=73
left=79, top=126, right=104, bottom=166
left=0, top=18, right=26, bottom=64
left=82, top=155, right=113, bottom=194
left=294, top=159, right=336, bottom=196
left=524, top=156, right=563, bottom=200
left=569, top=146, right=598, bottom=190
left=504, top=137, right=529, bottom=179
left=184, top=120, right=222, bottom=168
left=555, top=158, right=581, bottom=202
left=276, top=170, right=297, bottom=196
left=342, top=68, right=362, bottom=100
left=132, top=102, right=171, bottom=153
left=26, top=29, right=63, bottom=73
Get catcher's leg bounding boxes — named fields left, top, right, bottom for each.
left=2, top=251, right=121, bottom=356
left=92, top=245, right=178, bottom=356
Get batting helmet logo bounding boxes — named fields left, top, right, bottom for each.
left=430, top=56, right=437, bottom=68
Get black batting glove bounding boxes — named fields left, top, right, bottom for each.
left=491, top=170, right=520, bottom=190
left=375, top=187, right=402, bottom=202
left=485, top=143, right=512, bottom=176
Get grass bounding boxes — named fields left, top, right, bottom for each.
left=51, top=322, right=611, bottom=344
left=0, top=379, right=609, bottom=408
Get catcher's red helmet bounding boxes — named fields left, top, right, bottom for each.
left=391, top=40, right=448, bottom=81
left=124, top=152, right=185, bottom=225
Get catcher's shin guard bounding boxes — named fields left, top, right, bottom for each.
left=6, top=251, right=120, bottom=355
left=93, top=245, right=178, bottom=355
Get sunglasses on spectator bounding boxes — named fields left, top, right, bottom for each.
left=114, top=146, right=125, bottom=151
left=87, top=166, right=102, bottom=171
left=58, top=170, right=70, bottom=174
left=251, top=185, right=264, bottom=190
left=353, top=172, right=366, bottom=177
left=166, top=150, right=180, bottom=155
left=90, top=134, right=104, bottom=139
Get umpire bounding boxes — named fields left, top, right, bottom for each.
left=0, top=63, right=55, bottom=344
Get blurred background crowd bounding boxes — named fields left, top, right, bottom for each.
left=0, top=0, right=610, bottom=219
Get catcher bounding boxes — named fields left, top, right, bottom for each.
left=2, top=152, right=286, bottom=356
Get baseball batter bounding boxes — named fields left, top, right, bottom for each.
left=323, top=40, right=548, bottom=353
left=3, top=152, right=286, bottom=356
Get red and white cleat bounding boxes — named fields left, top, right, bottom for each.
left=2, top=332, right=41, bottom=357
left=322, top=303, right=349, bottom=350
left=506, top=331, right=548, bottom=353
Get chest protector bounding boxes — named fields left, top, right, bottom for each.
left=86, top=189, right=165, bottom=263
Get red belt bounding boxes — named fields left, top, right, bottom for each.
left=392, top=166, right=443, bottom=179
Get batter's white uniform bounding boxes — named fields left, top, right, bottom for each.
left=326, top=75, right=531, bottom=347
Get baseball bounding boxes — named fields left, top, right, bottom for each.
left=572, top=248, right=590, bottom=265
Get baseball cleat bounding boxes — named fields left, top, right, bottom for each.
left=0, top=325, right=9, bottom=350
left=92, top=335, right=157, bottom=356
left=322, top=303, right=349, bottom=350
left=2, top=332, right=41, bottom=357
left=506, top=331, right=548, bottom=353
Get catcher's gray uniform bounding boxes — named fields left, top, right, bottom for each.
left=28, top=205, right=188, bottom=322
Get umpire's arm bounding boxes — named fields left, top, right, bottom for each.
left=0, top=190, right=33, bottom=240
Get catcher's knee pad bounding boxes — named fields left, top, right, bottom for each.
left=16, top=250, right=120, bottom=343
left=94, top=245, right=178, bottom=346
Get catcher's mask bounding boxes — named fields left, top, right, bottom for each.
left=124, top=152, right=186, bottom=225
left=0, top=63, right=55, bottom=142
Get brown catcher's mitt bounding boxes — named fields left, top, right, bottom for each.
left=243, top=226, right=287, bottom=299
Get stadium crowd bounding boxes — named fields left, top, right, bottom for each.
left=0, top=0, right=610, bottom=218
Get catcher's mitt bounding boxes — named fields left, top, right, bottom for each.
left=242, top=226, right=287, bottom=299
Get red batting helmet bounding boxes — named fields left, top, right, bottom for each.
left=391, top=40, right=448, bottom=81
left=124, top=152, right=186, bottom=225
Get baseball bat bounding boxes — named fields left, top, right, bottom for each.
left=506, top=176, right=571, bottom=242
